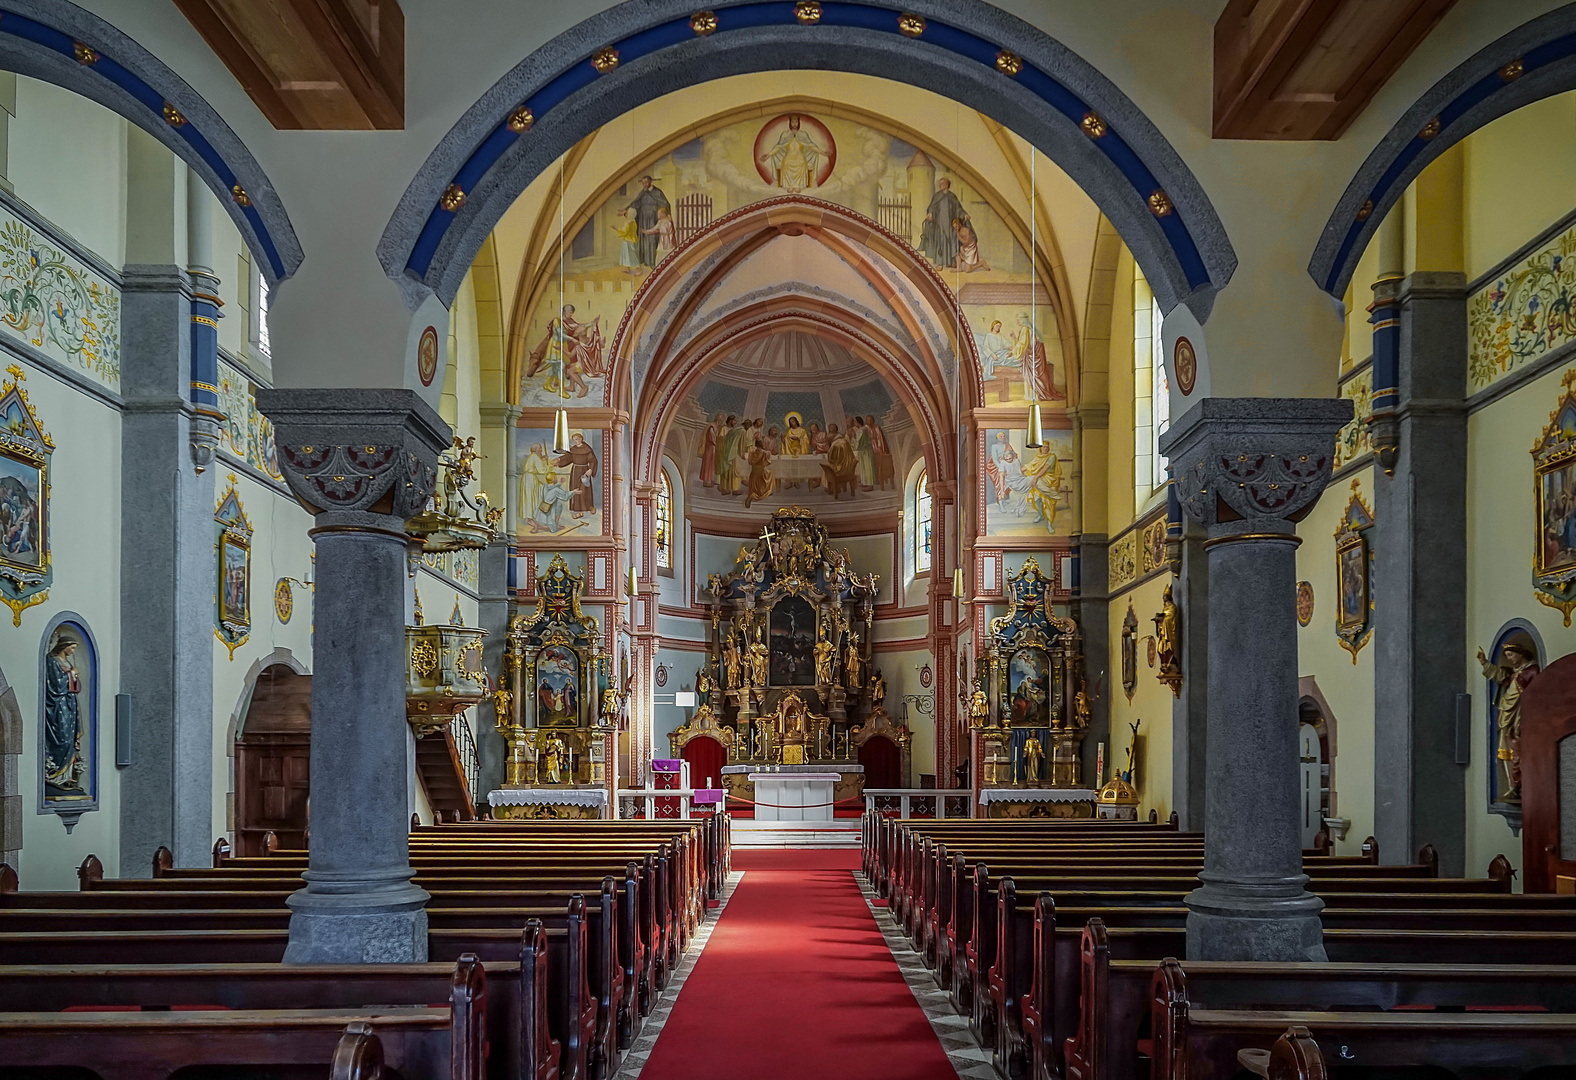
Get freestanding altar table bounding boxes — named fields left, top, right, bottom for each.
left=748, top=771, right=841, bottom=821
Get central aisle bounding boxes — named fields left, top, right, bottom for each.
left=637, top=848, right=960, bottom=1080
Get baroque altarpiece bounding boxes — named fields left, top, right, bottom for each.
left=971, top=557, right=1091, bottom=816
left=493, top=554, right=619, bottom=816
left=669, top=507, right=910, bottom=803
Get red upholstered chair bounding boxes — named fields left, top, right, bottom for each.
left=859, top=735, right=902, bottom=789
left=682, top=735, right=727, bottom=791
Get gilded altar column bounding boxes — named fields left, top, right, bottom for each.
left=1161, top=397, right=1351, bottom=962
left=256, top=389, right=449, bottom=963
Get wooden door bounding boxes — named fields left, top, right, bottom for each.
left=1521, top=653, right=1576, bottom=892
left=234, top=665, right=312, bottom=857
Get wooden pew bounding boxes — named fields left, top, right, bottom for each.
left=0, top=954, right=489, bottom=1080
left=1065, top=924, right=1576, bottom=1080
left=1157, top=988, right=1576, bottom=1080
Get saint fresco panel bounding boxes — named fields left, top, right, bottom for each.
left=514, top=427, right=604, bottom=537
left=516, top=109, right=1070, bottom=414
left=981, top=427, right=1076, bottom=538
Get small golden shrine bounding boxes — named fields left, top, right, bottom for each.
left=492, top=554, right=616, bottom=817
left=973, top=557, right=1088, bottom=811
left=672, top=507, right=906, bottom=804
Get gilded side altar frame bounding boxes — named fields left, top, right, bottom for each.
left=1532, top=369, right=1576, bottom=626
left=0, top=366, right=53, bottom=627
left=1333, top=478, right=1374, bottom=662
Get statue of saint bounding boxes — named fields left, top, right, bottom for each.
left=491, top=686, right=513, bottom=726
left=1153, top=584, right=1182, bottom=695
left=1479, top=643, right=1539, bottom=802
left=543, top=735, right=566, bottom=784
left=844, top=632, right=862, bottom=688
left=1023, top=735, right=1043, bottom=786
left=969, top=687, right=991, bottom=727
left=697, top=668, right=713, bottom=698
left=723, top=637, right=743, bottom=689
left=1074, top=688, right=1091, bottom=730
left=749, top=628, right=770, bottom=688
left=601, top=687, right=620, bottom=725
left=869, top=667, right=887, bottom=706
left=43, top=636, right=84, bottom=795
left=814, top=634, right=835, bottom=686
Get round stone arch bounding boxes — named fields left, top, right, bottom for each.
left=378, top=0, right=1236, bottom=322
left=0, top=0, right=301, bottom=284
left=1310, top=5, right=1576, bottom=299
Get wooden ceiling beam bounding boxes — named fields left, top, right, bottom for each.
left=1214, top=0, right=1455, bottom=140
left=172, top=0, right=403, bottom=129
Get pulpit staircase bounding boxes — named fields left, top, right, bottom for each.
left=415, top=716, right=479, bottom=822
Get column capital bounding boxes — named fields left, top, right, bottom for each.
left=256, top=388, right=451, bottom=519
left=1160, top=398, right=1352, bottom=537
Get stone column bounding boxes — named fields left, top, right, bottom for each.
left=475, top=536, right=512, bottom=800
left=1170, top=517, right=1208, bottom=830
left=1372, top=271, right=1469, bottom=874
left=1161, top=398, right=1351, bottom=961
left=256, top=389, right=449, bottom=963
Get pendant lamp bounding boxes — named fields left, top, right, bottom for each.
left=952, top=567, right=965, bottom=599
left=1026, top=400, right=1044, bottom=449
left=626, top=565, right=638, bottom=597
left=552, top=406, right=571, bottom=455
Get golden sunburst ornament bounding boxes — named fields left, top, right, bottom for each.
left=507, top=106, right=534, bottom=133
left=1081, top=112, right=1107, bottom=138
left=898, top=13, right=925, bottom=37
left=691, top=11, right=718, bottom=35
left=795, top=2, right=822, bottom=24
left=592, top=46, right=620, bottom=73
left=996, top=50, right=1023, bottom=76
left=73, top=42, right=98, bottom=65
left=1500, top=58, right=1524, bottom=82
left=440, top=184, right=466, bottom=212
left=163, top=103, right=187, bottom=127
left=1148, top=189, right=1173, bottom=217
left=231, top=184, right=251, bottom=208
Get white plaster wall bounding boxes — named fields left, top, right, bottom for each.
left=7, top=76, right=127, bottom=269
left=1105, top=571, right=1175, bottom=821
left=1, top=357, right=123, bottom=889
left=209, top=469, right=316, bottom=843
left=1296, top=465, right=1377, bottom=857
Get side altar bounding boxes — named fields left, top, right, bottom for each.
left=668, top=507, right=911, bottom=810
left=970, top=556, right=1094, bottom=818
left=488, top=554, right=621, bottom=819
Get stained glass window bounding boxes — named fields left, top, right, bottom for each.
left=915, top=469, right=932, bottom=573
left=656, top=470, right=673, bottom=569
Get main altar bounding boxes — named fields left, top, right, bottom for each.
left=488, top=554, right=621, bottom=818
left=970, top=556, right=1095, bottom=818
left=668, top=507, right=910, bottom=810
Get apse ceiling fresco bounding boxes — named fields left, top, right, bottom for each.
left=517, top=108, right=1069, bottom=414
left=664, top=330, right=918, bottom=525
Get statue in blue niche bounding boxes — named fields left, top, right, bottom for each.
left=43, top=635, right=84, bottom=796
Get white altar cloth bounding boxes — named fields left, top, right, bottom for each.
left=721, top=764, right=863, bottom=775
left=748, top=771, right=841, bottom=822
left=488, top=787, right=610, bottom=809
left=976, top=787, right=1096, bottom=806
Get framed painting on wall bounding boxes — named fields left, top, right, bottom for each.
left=214, top=475, right=254, bottom=659
left=1332, top=479, right=1374, bottom=661
left=1530, top=369, right=1576, bottom=624
left=0, top=365, right=53, bottom=625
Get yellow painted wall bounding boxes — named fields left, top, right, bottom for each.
left=1296, top=466, right=1376, bottom=856
left=1463, top=92, right=1576, bottom=282
left=8, top=77, right=127, bottom=269
left=1106, top=571, right=1174, bottom=820
left=1466, top=364, right=1576, bottom=877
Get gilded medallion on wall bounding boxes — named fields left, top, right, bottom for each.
left=1295, top=581, right=1314, bottom=627
left=214, top=475, right=253, bottom=660
left=1531, top=368, right=1576, bottom=625
left=0, top=365, right=53, bottom=626
left=1333, top=479, right=1374, bottom=662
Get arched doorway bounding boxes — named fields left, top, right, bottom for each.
left=233, top=664, right=311, bottom=856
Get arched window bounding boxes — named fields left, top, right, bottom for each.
left=1134, top=271, right=1169, bottom=508
left=655, top=470, right=673, bottom=570
left=915, top=469, right=932, bottom=574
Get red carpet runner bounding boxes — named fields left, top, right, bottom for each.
left=637, top=848, right=959, bottom=1080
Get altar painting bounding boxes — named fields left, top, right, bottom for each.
left=1007, top=648, right=1052, bottom=726
left=981, top=428, right=1076, bottom=538
left=768, top=596, right=816, bottom=686
left=514, top=426, right=603, bottom=538
left=517, top=107, right=1063, bottom=409
left=0, top=443, right=42, bottom=569
left=535, top=645, right=581, bottom=727
left=0, top=366, right=52, bottom=626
